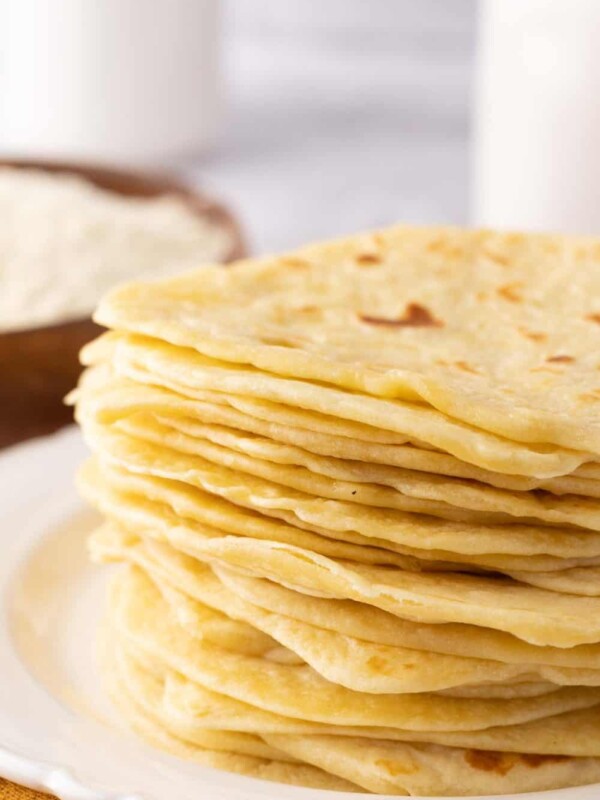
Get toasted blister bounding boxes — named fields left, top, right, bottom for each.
left=112, top=566, right=600, bottom=730
left=81, top=331, right=598, bottom=480
left=74, top=367, right=600, bottom=496
left=92, top=226, right=600, bottom=458
left=77, top=420, right=600, bottom=564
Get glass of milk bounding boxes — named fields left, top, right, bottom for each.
left=0, top=0, right=220, bottom=165
left=472, top=0, right=600, bottom=234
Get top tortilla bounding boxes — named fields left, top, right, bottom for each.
left=95, top=225, right=600, bottom=455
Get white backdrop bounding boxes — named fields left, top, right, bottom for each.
left=188, top=0, right=475, bottom=254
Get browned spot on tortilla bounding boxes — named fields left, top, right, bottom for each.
left=586, top=313, right=600, bottom=324
left=546, top=355, right=575, bottom=364
left=454, top=360, right=480, bottom=374
left=465, top=750, right=515, bottom=776
left=367, top=655, right=386, bottom=671
left=260, top=336, right=296, bottom=348
left=476, top=291, right=489, bottom=302
left=579, top=390, right=600, bottom=402
left=521, top=754, right=569, bottom=768
left=427, top=237, right=445, bottom=253
left=280, top=257, right=309, bottom=269
left=519, top=327, right=548, bottom=342
left=465, top=750, right=568, bottom=774
left=356, top=253, right=381, bottom=265
left=375, top=758, right=418, bottom=777
left=425, top=238, right=463, bottom=258
left=360, top=303, right=443, bottom=328
left=497, top=282, right=523, bottom=303
left=485, top=251, right=510, bottom=267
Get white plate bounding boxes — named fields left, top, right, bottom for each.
left=0, top=427, right=597, bottom=800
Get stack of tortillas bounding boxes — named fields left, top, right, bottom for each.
left=72, top=226, right=600, bottom=796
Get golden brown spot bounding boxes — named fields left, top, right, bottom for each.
left=425, top=238, right=464, bottom=259
left=260, top=336, right=296, bottom=348
left=546, top=355, right=575, bottom=364
left=366, top=655, right=387, bottom=671
left=356, top=253, right=381, bottom=265
left=519, top=327, right=548, bottom=342
left=454, top=360, right=480, bottom=374
left=476, top=291, right=489, bottom=302
left=280, top=257, right=309, bottom=269
left=586, top=313, right=600, bottom=324
left=497, top=282, right=523, bottom=303
left=465, top=750, right=515, bottom=776
left=579, top=390, right=600, bottom=402
left=360, top=303, right=443, bottom=328
left=375, top=759, right=418, bottom=777
left=521, top=754, right=569, bottom=768
left=505, top=233, right=525, bottom=246
left=485, top=251, right=510, bottom=267
left=426, top=238, right=445, bottom=253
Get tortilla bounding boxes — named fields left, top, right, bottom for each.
left=76, top=224, right=600, bottom=795
left=94, top=226, right=600, bottom=456
left=81, top=331, right=595, bottom=478
left=79, top=421, right=600, bottom=563
left=112, top=567, right=600, bottom=730
left=121, top=410, right=600, bottom=531
left=74, top=367, right=600, bottom=496
left=103, top=530, right=600, bottom=694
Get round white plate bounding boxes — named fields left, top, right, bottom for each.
left=0, top=427, right=597, bottom=800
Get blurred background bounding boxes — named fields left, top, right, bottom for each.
left=2, top=0, right=600, bottom=447
left=2, top=0, right=477, bottom=253
left=200, top=0, right=474, bottom=252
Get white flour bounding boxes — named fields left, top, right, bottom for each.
left=0, top=167, right=233, bottom=331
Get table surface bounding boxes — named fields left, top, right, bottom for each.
left=0, top=780, right=49, bottom=799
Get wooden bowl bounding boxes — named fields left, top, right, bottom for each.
left=0, top=159, right=246, bottom=450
